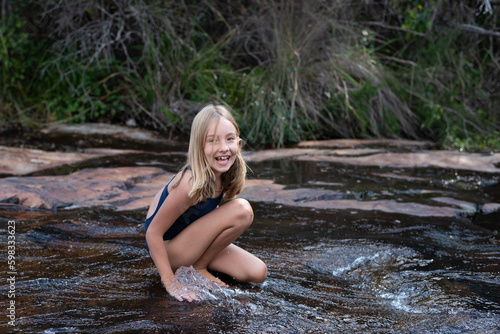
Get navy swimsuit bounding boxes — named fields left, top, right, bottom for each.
left=144, top=177, right=223, bottom=242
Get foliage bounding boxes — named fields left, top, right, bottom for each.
left=380, top=0, right=500, bottom=150
left=0, top=0, right=499, bottom=150
left=0, top=5, right=46, bottom=126
left=223, top=0, right=419, bottom=146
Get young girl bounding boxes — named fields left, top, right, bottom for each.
left=145, top=104, right=267, bottom=302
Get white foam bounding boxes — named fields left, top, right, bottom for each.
left=171, top=266, right=234, bottom=301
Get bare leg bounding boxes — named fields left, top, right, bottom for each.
left=194, top=268, right=228, bottom=287
left=208, top=243, right=267, bottom=284
left=164, top=198, right=266, bottom=285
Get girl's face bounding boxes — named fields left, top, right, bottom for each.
left=204, top=117, right=239, bottom=178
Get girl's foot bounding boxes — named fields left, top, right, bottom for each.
left=195, top=268, right=228, bottom=287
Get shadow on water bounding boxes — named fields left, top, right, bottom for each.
left=1, top=149, right=499, bottom=333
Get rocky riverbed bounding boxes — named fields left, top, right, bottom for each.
left=1, top=123, right=499, bottom=333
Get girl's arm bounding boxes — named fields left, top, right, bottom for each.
left=145, top=172, right=197, bottom=301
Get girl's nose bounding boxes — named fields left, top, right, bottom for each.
left=218, top=140, right=229, bottom=151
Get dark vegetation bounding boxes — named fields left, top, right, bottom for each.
left=1, top=0, right=499, bottom=149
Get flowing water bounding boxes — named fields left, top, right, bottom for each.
left=1, top=139, right=499, bottom=333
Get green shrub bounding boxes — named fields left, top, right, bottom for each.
left=1, top=0, right=498, bottom=150
left=0, top=10, right=47, bottom=127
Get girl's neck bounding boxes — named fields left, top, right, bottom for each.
left=214, top=176, right=222, bottom=192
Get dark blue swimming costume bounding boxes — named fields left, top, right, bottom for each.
left=144, top=177, right=223, bottom=242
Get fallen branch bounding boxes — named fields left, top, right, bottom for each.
left=459, top=24, right=500, bottom=38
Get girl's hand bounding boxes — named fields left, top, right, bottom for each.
left=162, top=277, right=202, bottom=302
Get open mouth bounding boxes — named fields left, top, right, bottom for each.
left=215, top=156, right=231, bottom=166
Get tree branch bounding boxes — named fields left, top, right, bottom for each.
left=459, top=24, right=500, bottom=38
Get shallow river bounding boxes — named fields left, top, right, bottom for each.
left=1, top=138, right=499, bottom=333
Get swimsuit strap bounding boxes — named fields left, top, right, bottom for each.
left=145, top=175, right=176, bottom=223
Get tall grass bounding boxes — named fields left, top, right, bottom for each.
left=376, top=0, right=500, bottom=150
left=0, top=0, right=498, bottom=149
left=224, top=0, right=419, bottom=146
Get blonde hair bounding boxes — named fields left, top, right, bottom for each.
left=173, top=104, right=247, bottom=202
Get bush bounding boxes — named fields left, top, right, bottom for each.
left=374, top=0, right=500, bottom=150
left=0, top=0, right=498, bottom=150
left=0, top=6, right=48, bottom=128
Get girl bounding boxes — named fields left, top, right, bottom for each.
left=145, top=104, right=267, bottom=302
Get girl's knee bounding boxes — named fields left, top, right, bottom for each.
left=230, top=198, right=254, bottom=226
left=249, top=260, right=267, bottom=284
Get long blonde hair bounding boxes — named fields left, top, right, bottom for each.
left=173, top=104, right=247, bottom=202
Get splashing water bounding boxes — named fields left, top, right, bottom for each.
left=169, top=266, right=235, bottom=301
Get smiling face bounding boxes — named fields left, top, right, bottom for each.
left=204, top=117, right=239, bottom=178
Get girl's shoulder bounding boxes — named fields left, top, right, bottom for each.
left=169, top=168, right=195, bottom=204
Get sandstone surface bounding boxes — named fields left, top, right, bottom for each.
left=0, top=167, right=172, bottom=210
left=245, top=148, right=500, bottom=173
left=298, top=138, right=436, bottom=149
left=0, top=165, right=494, bottom=218
left=40, top=123, right=167, bottom=144
left=0, top=145, right=143, bottom=176
left=1, top=136, right=499, bottom=218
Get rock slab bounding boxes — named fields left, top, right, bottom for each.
left=0, top=145, right=140, bottom=176
left=245, top=148, right=500, bottom=173
left=0, top=167, right=172, bottom=211
left=1, top=166, right=495, bottom=218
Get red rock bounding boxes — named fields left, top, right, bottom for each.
left=243, top=179, right=463, bottom=217
left=40, top=123, right=167, bottom=144
left=1, top=142, right=498, bottom=217
left=245, top=147, right=500, bottom=173
left=298, top=138, right=435, bottom=149
left=0, top=166, right=471, bottom=217
left=297, top=151, right=500, bottom=173
left=0, top=167, right=172, bottom=210
left=0, top=146, right=141, bottom=176
left=244, top=148, right=320, bottom=163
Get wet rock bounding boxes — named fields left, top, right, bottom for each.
left=244, top=148, right=320, bottom=162
left=0, top=165, right=469, bottom=217
left=0, top=145, right=140, bottom=176
left=246, top=147, right=500, bottom=173
left=243, top=179, right=461, bottom=217
left=302, top=151, right=500, bottom=173
left=244, top=148, right=384, bottom=162
left=431, top=197, right=477, bottom=213
left=0, top=167, right=172, bottom=210
left=482, top=203, right=500, bottom=215
left=1, top=141, right=499, bottom=217
left=40, top=123, right=167, bottom=144
left=298, top=138, right=436, bottom=149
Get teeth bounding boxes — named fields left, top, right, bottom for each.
left=216, top=157, right=228, bottom=161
